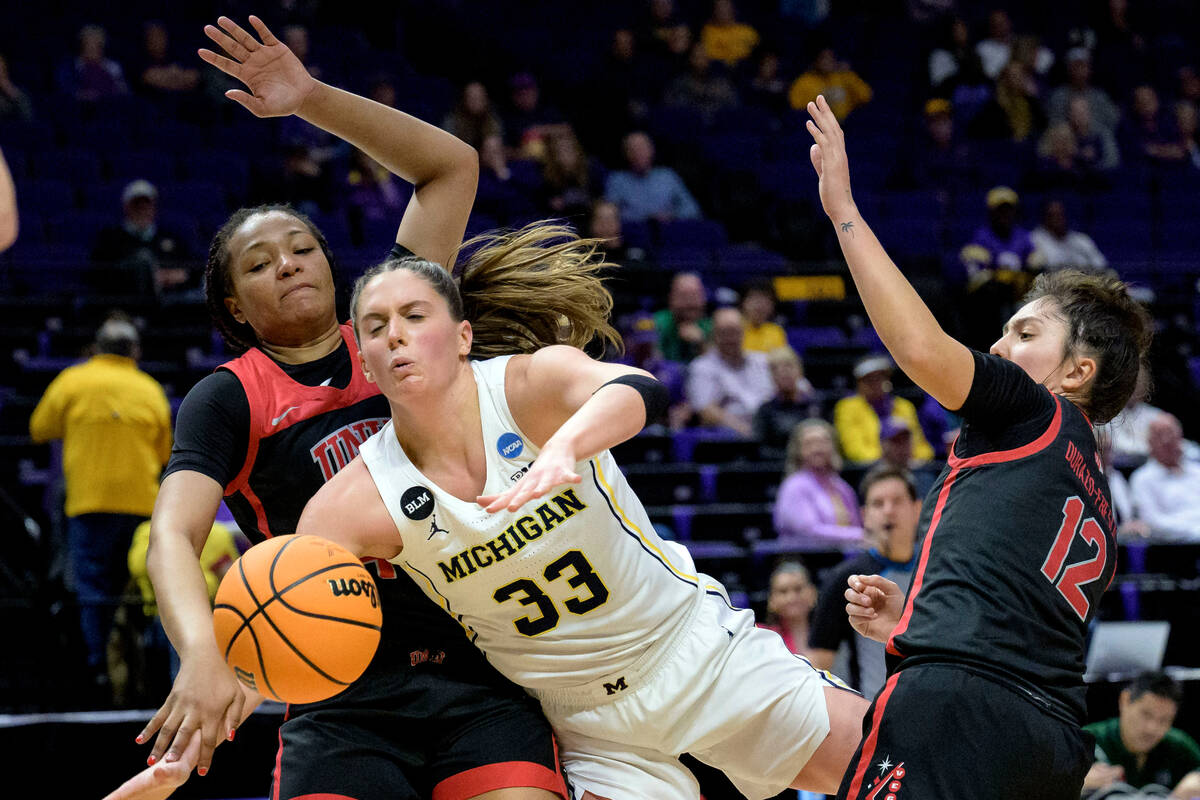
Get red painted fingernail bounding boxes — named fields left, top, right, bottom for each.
left=135, top=734, right=144, bottom=744
left=198, top=767, right=208, bottom=777
left=147, top=755, right=157, bottom=766
left=229, top=728, right=236, bottom=741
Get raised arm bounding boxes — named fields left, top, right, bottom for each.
left=199, top=15, right=477, bottom=270
left=806, top=94, right=975, bottom=412
left=479, top=346, right=661, bottom=512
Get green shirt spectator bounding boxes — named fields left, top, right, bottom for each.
left=652, top=272, right=711, bottom=363
left=653, top=308, right=712, bottom=363
left=1082, top=671, right=1200, bottom=798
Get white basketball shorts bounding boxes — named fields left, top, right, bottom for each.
left=533, top=589, right=851, bottom=800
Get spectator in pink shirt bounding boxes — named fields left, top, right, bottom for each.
left=773, top=419, right=865, bottom=547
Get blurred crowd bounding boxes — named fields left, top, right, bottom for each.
left=1, top=0, right=1198, bottom=726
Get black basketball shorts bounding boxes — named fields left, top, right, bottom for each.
left=836, top=663, right=1093, bottom=800
left=274, top=667, right=566, bottom=800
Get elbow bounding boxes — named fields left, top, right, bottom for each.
left=454, top=140, right=480, bottom=182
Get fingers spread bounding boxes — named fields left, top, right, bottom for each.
left=138, top=705, right=169, bottom=744
left=248, top=15, right=281, bottom=46
left=217, top=16, right=260, bottom=53
left=222, top=697, right=243, bottom=744
left=148, top=714, right=180, bottom=764
left=163, top=719, right=195, bottom=764
left=198, top=48, right=241, bottom=78
left=204, top=25, right=249, bottom=62
left=225, top=89, right=265, bottom=117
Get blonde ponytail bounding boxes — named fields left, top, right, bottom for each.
left=350, top=220, right=622, bottom=359
left=454, top=221, right=621, bottom=358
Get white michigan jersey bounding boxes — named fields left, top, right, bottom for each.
left=358, top=355, right=717, bottom=690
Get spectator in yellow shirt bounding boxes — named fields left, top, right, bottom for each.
left=29, top=316, right=171, bottom=700
left=740, top=278, right=787, bottom=352
left=128, top=517, right=240, bottom=687
left=700, top=0, right=760, bottom=68
left=834, top=354, right=934, bottom=464
left=788, top=47, right=873, bottom=120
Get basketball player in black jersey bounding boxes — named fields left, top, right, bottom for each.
left=123, top=16, right=565, bottom=800
left=806, top=94, right=1153, bottom=799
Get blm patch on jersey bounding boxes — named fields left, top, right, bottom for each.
left=401, top=485, right=434, bottom=520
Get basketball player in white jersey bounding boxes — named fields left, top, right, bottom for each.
left=296, top=255, right=868, bottom=800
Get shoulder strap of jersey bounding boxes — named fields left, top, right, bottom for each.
left=337, top=323, right=373, bottom=396
left=219, top=347, right=273, bottom=497
left=471, top=355, right=526, bottom=438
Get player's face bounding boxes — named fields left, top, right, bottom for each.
left=355, top=269, right=471, bottom=400
left=990, top=297, right=1074, bottom=393
left=1119, top=691, right=1177, bottom=755
left=224, top=211, right=336, bottom=343
left=862, top=477, right=921, bottom=556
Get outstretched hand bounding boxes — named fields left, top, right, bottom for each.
left=198, top=15, right=317, bottom=118
left=137, top=647, right=244, bottom=777
left=844, top=573, right=905, bottom=644
left=477, top=441, right=582, bottom=513
left=805, top=94, right=857, bottom=222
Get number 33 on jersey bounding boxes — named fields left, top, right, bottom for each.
left=359, top=356, right=707, bottom=690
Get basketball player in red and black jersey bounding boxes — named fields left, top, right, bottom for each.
left=806, top=94, right=1153, bottom=799
left=127, top=16, right=564, bottom=800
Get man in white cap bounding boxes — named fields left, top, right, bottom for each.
left=834, top=353, right=934, bottom=465
left=91, top=178, right=192, bottom=297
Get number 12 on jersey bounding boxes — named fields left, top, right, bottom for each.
left=493, top=549, right=610, bottom=636
left=1041, top=495, right=1109, bottom=622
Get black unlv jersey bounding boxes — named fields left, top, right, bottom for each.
left=221, top=324, right=389, bottom=538
left=886, top=351, right=1116, bottom=723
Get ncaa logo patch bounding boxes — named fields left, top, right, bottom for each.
left=497, top=432, right=524, bottom=459
left=401, top=486, right=434, bottom=520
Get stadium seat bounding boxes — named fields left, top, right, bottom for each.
left=786, top=325, right=848, bottom=354
left=20, top=179, right=76, bottom=215
left=106, top=150, right=179, bottom=186
left=659, top=219, right=728, bottom=250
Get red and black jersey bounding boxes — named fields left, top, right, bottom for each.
left=166, top=323, right=511, bottom=697
left=220, top=324, right=387, bottom=539
left=887, top=351, right=1116, bottom=724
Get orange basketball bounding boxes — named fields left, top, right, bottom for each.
left=213, top=535, right=382, bottom=704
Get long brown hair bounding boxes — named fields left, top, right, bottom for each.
left=350, top=221, right=621, bottom=358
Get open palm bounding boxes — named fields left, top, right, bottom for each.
left=805, top=94, right=856, bottom=221
left=198, top=15, right=316, bottom=118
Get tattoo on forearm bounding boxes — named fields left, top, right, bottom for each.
left=840, top=221, right=855, bottom=237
